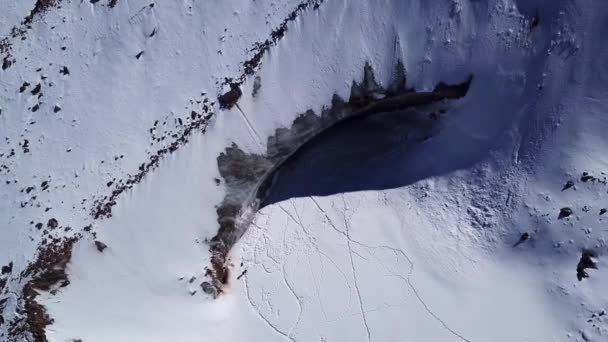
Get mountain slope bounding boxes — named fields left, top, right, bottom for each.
left=1, top=0, right=608, bottom=341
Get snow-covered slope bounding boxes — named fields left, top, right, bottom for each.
left=1, top=0, right=608, bottom=341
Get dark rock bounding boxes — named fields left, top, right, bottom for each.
left=16, top=237, right=77, bottom=341
left=581, top=172, right=594, bottom=182
left=562, top=180, right=574, bottom=191
left=512, top=232, right=530, bottom=248
left=135, top=51, right=144, bottom=59
left=558, top=207, right=573, bottom=219
left=19, top=82, right=30, bottom=93
left=94, top=241, right=107, bottom=252
left=252, top=76, right=262, bottom=97
left=577, top=250, right=598, bottom=281
left=53, top=105, right=61, bottom=113
left=218, top=86, right=242, bottom=109
left=31, top=83, right=41, bottom=95
left=2, top=58, right=12, bottom=70
left=47, top=218, right=58, bottom=229
left=1, top=262, right=12, bottom=275
left=600, top=208, right=607, bottom=215
left=200, top=281, right=217, bottom=296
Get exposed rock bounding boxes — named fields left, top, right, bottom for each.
left=91, top=97, right=213, bottom=219
left=581, top=172, right=595, bottom=182
left=512, top=232, right=530, bottom=248
left=577, top=250, right=598, bottom=281
left=238, top=0, right=325, bottom=78
left=19, top=82, right=30, bottom=93
left=1, top=262, right=12, bottom=275
left=349, top=62, right=384, bottom=107
left=200, top=281, right=217, bottom=297
left=2, top=58, right=12, bottom=70
left=218, top=85, right=242, bottom=109
left=8, top=237, right=77, bottom=342
left=559, top=207, right=573, bottom=219
left=30, top=83, right=41, bottom=95
left=94, top=241, right=107, bottom=252
left=252, top=76, right=262, bottom=97
left=47, top=218, right=58, bottom=229
left=562, top=180, right=574, bottom=191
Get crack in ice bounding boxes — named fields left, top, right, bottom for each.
left=339, top=195, right=372, bottom=342
left=309, top=195, right=471, bottom=342
left=243, top=272, right=292, bottom=342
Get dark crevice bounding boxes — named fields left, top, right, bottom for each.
left=207, top=63, right=473, bottom=293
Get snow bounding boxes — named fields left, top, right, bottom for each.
left=236, top=192, right=565, bottom=341
left=1, top=0, right=608, bottom=341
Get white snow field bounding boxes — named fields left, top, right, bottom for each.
left=1, top=0, right=608, bottom=341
